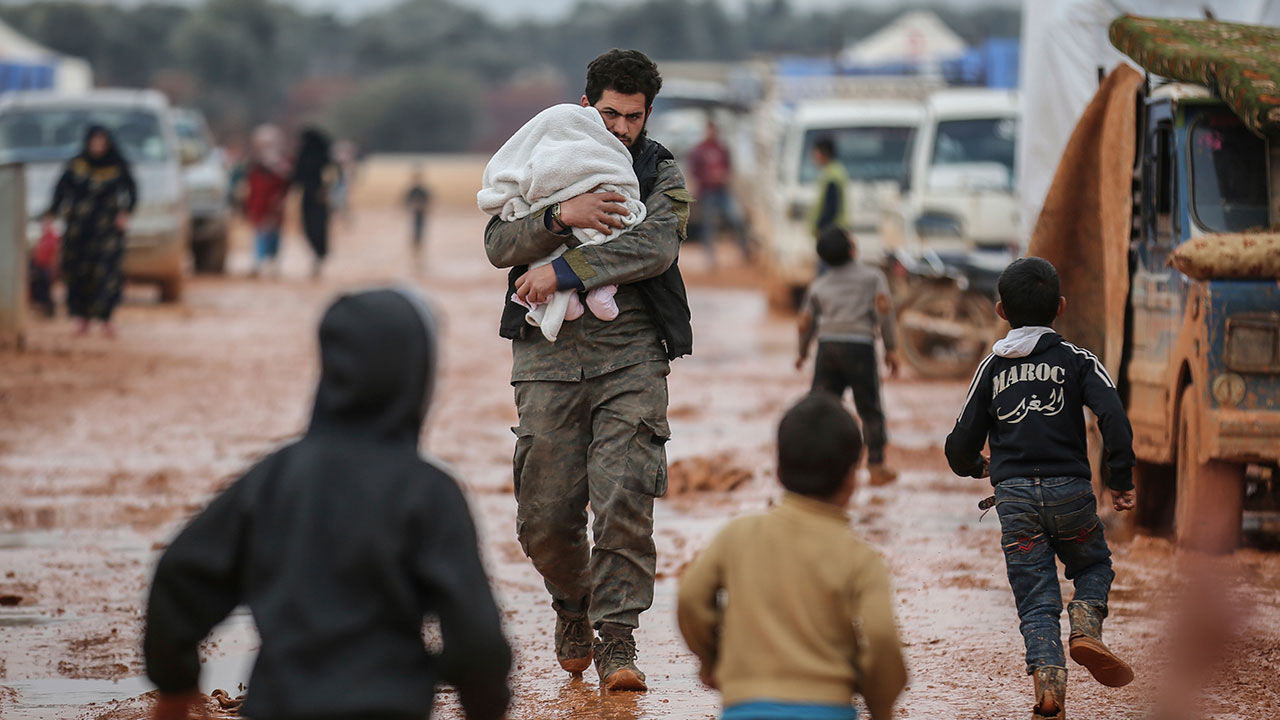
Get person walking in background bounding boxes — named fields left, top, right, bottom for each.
left=44, top=125, right=137, bottom=338
left=809, top=136, right=848, bottom=272
left=331, top=139, right=359, bottom=230
left=404, top=167, right=432, bottom=270
left=144, top=288, right=511, bottom=720
left=797, top=227, right=899, bottom=486
left=686, top=119, right=749, bottom=267
left=243, top=124, right=291, bottom=278
left=293, top=126, right=334, bottom=279
left=678, top=393, right=908, bottom=720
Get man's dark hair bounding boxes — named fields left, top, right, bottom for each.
left=813, top=136, right=836, bottom=160
left=777, top=393, right=863, bottom=498
left=997, top=257, right=1061, bottom=328
left=585, top=49, right=663, bottom=108
left=816, top=226, right=853, bottom=267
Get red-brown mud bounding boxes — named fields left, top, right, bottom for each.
left=2, top=180, right=1278, bottom=719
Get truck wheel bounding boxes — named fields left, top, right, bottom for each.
left=158, top=275, right=184, bottom=303
left=1133, top=460, right=1175, bottom=534
left=1174, top=385, right=1243, bottom=553
left=897, top=286, right=995, bottom=379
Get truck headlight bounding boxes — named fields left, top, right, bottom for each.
left=913, top=211, right=964, bottom=239
left=1226, top=313, right=1280, bottom=373
left=1212, top=373, right=1246, bottom=406
left=787, top=200, right=810, bottom=221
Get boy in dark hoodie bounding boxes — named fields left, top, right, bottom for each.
left=944, top=258, right=1136, bottom=720
left=143, top=288, right=511, bottom=720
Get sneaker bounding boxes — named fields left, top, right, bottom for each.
left=593, top=633, right=647, bottom=691
left=554, top=607, right=594, bottom=675
left=868, top=464, right=898, bottom=486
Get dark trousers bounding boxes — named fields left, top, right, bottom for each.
left=810, top=340, right=886, bottom=464
left=28, top=260, right=54, bottom=317
left=995, top=476, right=1114, bottom=674
left=411, top=210, right=426, bottom=246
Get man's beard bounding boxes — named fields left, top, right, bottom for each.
left=617, top=123, right=648, bottom=156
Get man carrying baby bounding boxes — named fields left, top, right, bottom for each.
left=483, top=48, right=693, bottom=692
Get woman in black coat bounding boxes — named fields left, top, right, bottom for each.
left=46, top=125, right=137, bottom=337
left=293, top=127, right=334, bottom=278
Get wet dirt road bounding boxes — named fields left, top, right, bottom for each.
left=2, top=200, right=1279, bottom=720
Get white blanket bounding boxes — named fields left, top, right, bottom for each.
left=477, top=104, right=646, bottom=341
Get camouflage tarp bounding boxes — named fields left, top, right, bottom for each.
left=1110, top=14, right=1280, bottom=136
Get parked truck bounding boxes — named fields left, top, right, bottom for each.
left=1034, top=16, right=1280, bottom=552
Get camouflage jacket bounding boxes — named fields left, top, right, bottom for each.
left=484, top=158, right=691, bottom=382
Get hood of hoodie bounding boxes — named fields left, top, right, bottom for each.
left=308, top=287, right=438, bottom=445
left=992, top=326, right=1060, bottom=359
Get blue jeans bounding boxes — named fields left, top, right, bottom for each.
left=254, top=227, right=281, bottom=262
left=995, top=476, right=1113, bottom=674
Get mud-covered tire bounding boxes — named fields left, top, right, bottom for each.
left=1174, top=385, right=1243, bottom=553
left=158, top=275, right=184, bottom=303
left=192, top=232, right=228, bottom=274
left=897, top=286, right=996, bottom=379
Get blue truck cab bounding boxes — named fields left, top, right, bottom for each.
left=1127, top=82, right=1280, bottom=551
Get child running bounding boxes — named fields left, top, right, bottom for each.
left=945, top=257, right=1136, bottom=720
left=677, top=393, right=907, bottom=720
left=143, top=288, right=511, bottom=720
left=797, top=226, right=900, bottom=485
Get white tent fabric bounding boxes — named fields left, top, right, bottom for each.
left=1016, top=0, right=1280, bottom=239
left=0, top=18, right=92, bottom=92
left=840, top=10, right=968, bottom=66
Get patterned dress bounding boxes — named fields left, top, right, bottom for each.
left=49, top=156, right=138, bottom=321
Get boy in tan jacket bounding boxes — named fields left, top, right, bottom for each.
left=677, top=393, right=907, bottom=720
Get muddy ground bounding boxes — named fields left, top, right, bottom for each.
left=2, top=180, right=1279, bottom=719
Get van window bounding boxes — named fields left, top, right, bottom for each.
left=930, top=117, right=1017, bottom=187
left=1189, top=110, right=1268, bottom=233
left=799, top=125, right=915, bottom=184
left=0, top=107, right=170, bottom=164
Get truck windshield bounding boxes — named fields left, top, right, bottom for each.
left=930, top=117, right=1017, bottom=188
left=1189, top=110, right=1269, bottom=233
left=0, top=107, right=170, bottom=164
left=799, top=125, right=915, bottom=184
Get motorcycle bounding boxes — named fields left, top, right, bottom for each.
left=886, top=248, right=1008, bottom=380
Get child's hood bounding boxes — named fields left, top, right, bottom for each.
left=308, top=287, right=438, bottom=445
left=992, top=326, right=1061, bottom=359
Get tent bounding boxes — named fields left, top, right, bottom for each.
left=840, top=10, right=968, bottom=68
left=0, top=18, right=92, bottom=94
left=1016, top=0, right=1280, bottom=238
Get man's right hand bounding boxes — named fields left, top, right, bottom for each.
left=557, top=191, right=628, bottom=235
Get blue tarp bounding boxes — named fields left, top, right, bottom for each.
left=0, top=61, right=56, bottom=93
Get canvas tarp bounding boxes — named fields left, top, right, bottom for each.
left=1016, top=0, right=1280, bottom=239
left=1026, top=64, right=1144, bottom=377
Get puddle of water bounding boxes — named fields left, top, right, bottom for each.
left=6, top=611, right=257, bottom=713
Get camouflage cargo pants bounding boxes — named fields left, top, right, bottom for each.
left=512, top=360, right=671, bottom=630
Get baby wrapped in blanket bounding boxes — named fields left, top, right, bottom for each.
left=477, top=104, right=647, bottom=342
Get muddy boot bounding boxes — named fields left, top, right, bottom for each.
left=1068, top=600, right=1134, bottom=687
left=553, top=603, right=593, bottom=675
left=868, top=464, right=898, bottom=486
left=1031, top=666, right=1067, bottom=720
left=593, top=625, right=647, bottom=691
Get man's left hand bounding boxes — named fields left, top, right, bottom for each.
left=515, top=264, right=559, bottom=305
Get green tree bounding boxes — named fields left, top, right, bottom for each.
left=326, top=65, right=484, bottom=152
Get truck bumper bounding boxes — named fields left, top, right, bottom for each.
left=1204, top=409, right=1280, bottom=464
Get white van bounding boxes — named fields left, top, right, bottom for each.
left=753, top=99, right=924, bottom=302
left=884, top=89, right=1021, bottom=257
left=0, top=89, right=189, bottom=301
